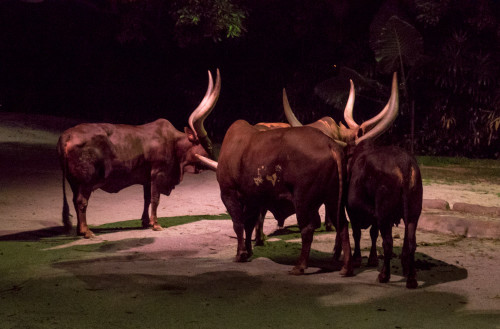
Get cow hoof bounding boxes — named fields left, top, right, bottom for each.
left=340, top=266, right=354, bottom=277
left=377, top=273, right=390, bottom=283
left=152, top=225, right=163, bottom=231
left=289, top=267, right=305, bottom=275
left=332, top=251, right=342, bottom=262
left=325, top=224, right=333, bottom=232
left=406, top=278, right=418, bottom=289
left=254, top=240, right=264, bottom=247
left=367, top=257, right=379, bottom=267
left=235, top=253, right=249, bottom=262
left=83, top=231, right=95, bottom=239
left=352, top=256, right=362, bottom=268
left=63, top=223, right=73, bottom=233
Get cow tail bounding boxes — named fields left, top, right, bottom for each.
left=332, top=148, right=344, bottom=231
left=402, top=163, right=411, bottom=227
left=58, top=139, right=72, bottom=232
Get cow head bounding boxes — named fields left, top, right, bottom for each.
left=283, top=72, right=399, bottom=147
left=179, top=69, right=221, bottom=174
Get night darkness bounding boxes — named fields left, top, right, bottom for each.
left=1, top=0, right=499, bottom=157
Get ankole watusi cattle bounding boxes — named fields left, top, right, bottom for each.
left=196, top=121, right=355, bottom=275
left=284, top=73, right=424, bottom=288
left=215, top=121, right=353, bottom=276
left=345, top=140, right=423, bottom=289
left=57, top=69, right=220, bottom=238
left=195, top=74, right=399, bottom=276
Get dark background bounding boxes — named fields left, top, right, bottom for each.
left=1, top=0, right=499, bottom=158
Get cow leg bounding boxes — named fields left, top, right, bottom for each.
left=326, top=204, right=342, bottom=261
left=141, top=182, right=151, bottom=228
left=324, top=212, right=334, bottom=232
left=352, top=225, right=362, bottom=267
left=378, top=223, right=393, bottom=283
left=337, top=210, right=353, bottom=276
left=367, top=225, right=379, bottom=267
left=254, top=209, right=266, bottom=246
left=233, top=220, right=248, bottom=262
left=332, top=230, right=342, bottom=262
left=221, top=191, right=248, bottom=262
left=326, top=202, right=353, bottom=276
left=290, top=222, right=315, bottom=275
left=289, top=206, right=322, bottom=275
left=242, top=206, right=262, bottom=257
left=149, top=182, right=163, bottom=231
left=244, top=218, right=255, bottom=258
left=402, top=221, right=418, bottom=289
left=72, top=188, right=94, bottom=239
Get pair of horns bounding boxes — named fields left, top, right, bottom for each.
left=284, top=72, right=399, bottom=145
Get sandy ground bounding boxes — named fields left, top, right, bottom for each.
left=1, top=113, right=499, bottom=327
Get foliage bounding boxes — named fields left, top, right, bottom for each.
left=370, top=15, right=423, bottom=76
left=416, top=0, right=500, bottom=158
left=6, top=0, right=500, bottom=158
left=314, top=67, right=389, bottom=109
left=173, top=0, right=247, bottom=45
left=72, top=0, right=248, bottom=47
left=313, top=0, right=499, bottom=158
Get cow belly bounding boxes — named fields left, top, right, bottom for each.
left=99, top=170, right=148, bottom=193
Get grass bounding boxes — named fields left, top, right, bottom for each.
left=0, top=214, right=231, bottom=281
left=0, top=213, right=494, bottom=328
left=94, top=213, right=231, bottom=231
left=264, top=222, right=335, bottom=241
left=417, top=155, right=500, bottom=185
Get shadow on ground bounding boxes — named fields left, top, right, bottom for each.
left=252, top=237, right=468, bottom=289
left=0, top=251, right=497, bottom=329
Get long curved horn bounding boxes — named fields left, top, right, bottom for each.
left=188, top=69, right=221, bottom=158
left=343, top=80, right=358, bottom=129
left=355, top=72, right=398, bottom=144
left=188, top=71, right=214, bottom=133
left=283, top=89, right=303, bottom=126
left=195, top=154, right=218, bottom=171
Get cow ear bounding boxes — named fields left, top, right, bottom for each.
left=184, top=127, right=198, bottom=143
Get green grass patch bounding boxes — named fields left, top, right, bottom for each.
left=417, top=156, right=500, bottom=184
left=0, top=214, right=230, bottom=282
left=93, top=213, right=230, bottom=231
left=266, top=222, right=336, bottom=241
left=252, top=239, right=332, bottom=266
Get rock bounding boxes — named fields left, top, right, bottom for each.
left=452, top=203, right=500, bottom=217
left=423, top=199, right=450, bottom=211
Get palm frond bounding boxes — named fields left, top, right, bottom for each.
left=370, top=15, right=423, bottom=74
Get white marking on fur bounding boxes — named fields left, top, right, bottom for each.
left=266, top=173, right=277, bottom=186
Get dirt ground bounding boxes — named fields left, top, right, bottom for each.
left=1, top=113, right=499, bottom=328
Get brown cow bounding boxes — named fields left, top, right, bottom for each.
left=346, top=140, right=423, bottom=288
left=57, top=69, right=220, bottom=238
left=284, top=73, right=424, bottom=288
left=215, top=121, right=352, bottom=276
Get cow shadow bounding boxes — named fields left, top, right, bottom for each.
left=0, top=224, right=144, bottom=242
left=0, top=226, right=72, bottom=242
left=252, top=235, right=468, bottom=289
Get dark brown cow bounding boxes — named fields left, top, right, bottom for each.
left=57, top=69, right=221, bottom=238
left=285, top=73, right=424, bottom=288
left=329, top=74, right=423, bottom=288
left=345, top=140, right=423, bottom=289
left=215, top=121, right=352, bottom=275
left=282, top=73, right=399, bottom=228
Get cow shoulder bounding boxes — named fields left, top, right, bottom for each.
left=142, top=119, right=178, bottom=163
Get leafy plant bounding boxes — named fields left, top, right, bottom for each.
left=173, top=0, right=247, bottom=45
left=369, top=15, right=424, bottom=153
left=370, top=15, right=424, bottom=77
